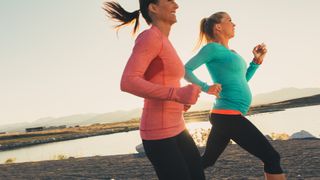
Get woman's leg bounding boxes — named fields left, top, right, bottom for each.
left=142, top=133, right=192, bottom=180
left=176, top=129, right=206, bottom=180
left=202, top=114, right=232, bottom=169
left=230, top=116, right=286, bottom=179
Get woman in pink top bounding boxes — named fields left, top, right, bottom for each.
left=104, top=1, right=205, bottom=179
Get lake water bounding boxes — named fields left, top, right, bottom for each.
left=0, top=105, right=319, bottom=164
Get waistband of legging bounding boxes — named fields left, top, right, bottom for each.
left=211, top=109, right=242, bottom=115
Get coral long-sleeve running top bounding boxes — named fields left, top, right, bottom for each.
left=120, top=26, right=185, bottom=140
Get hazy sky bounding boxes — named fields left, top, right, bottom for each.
left=1, top=0, right=319, bottom=126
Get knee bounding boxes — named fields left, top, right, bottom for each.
left=268, top=150, right=281, bottom=163
left=263, top=151, right=283, bottom=174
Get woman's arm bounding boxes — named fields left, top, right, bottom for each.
left=120, top=30, right=200, bottom=104
left=246, top=61, right=260, bottom=81
left=120, top=30, right=169, bottom=99
left=246, top=43, right=267, bottom=81
left=184, top=45, right=215, bottom=92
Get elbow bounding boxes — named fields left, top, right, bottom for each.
left=120, top=82, right=130, bottom=93
left=120, top=74, right=145, bottom=98
left=184, top=73, right=192, bottom=83
left=183, top=74, right=188, bottom=81
left=120, top=75, right=137, bottom=95
left=184, top=68, right=192, bottom=81
left=184, top=71, right=189, bottom=80
left=120, top=76, right=129, bottom=93
left=120, top=82, right=126, bottom=92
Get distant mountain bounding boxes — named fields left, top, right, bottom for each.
left=79, top=109, right=142, bottom=126
left=0, top=87, right=319, bottom=133
left=0, top=122, right=31, bottom=133
left=33, top=114, right=99, bottom=127
left=0, top=109, right=142, bottom=133
left=252, top=87, right=320, bottom=106
left=189, top=87, right=320, bottom=111
left=290, top=130, right=317, bottom=139
left=31, top=109, right=142, bottom=127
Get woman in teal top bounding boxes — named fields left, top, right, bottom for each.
left=185, top=42, right=260, bottom=115
left=185, top=12, right=286, bottom=179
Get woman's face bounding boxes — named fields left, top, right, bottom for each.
left=151, top=0, right=179, bottom=25
left=217, top=13, right=236, bottom=39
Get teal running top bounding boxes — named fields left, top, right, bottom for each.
left=185, top=42, right=260, bottom=115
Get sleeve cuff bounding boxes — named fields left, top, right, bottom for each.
left=201, top=83, right=210, bottom=92
left=250, top=60, right=261, bottom=66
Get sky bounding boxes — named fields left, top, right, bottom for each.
left=1, top=0, right=319, bottom=126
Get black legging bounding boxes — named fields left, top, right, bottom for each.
left=143, top=129, right=205, bottom=180
left=202, top=113, right=283, bottom=174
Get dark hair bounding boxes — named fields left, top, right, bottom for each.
left=195, top=12, right=227, bottom=49
left=103, top=0, right=159, bottom=35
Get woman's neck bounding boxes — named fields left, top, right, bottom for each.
left=152, top=21, right=172, bottom=37
left=210, top=37, right=230, bottom=49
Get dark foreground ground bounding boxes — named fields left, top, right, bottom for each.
left=0, top=139, right=319, bottom=180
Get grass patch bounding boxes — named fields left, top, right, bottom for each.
left=53, top=154, right=69, bottom=160
left=5, top=158, right=16, bottom=164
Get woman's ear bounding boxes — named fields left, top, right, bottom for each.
left=148, top=3, right=158, bottom=14
left=214, top=24, right=222, bottom=31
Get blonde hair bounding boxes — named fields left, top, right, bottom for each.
left=195, top=12, right=227, bottom=49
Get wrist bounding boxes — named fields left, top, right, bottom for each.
left=202, top=83, right=210, bottom=92
left=253, top=57, right=262, bottom=64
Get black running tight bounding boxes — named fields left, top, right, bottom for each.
left=202, top=113, right=283, bottom=174
left=143, top=129, right=205, bottom=180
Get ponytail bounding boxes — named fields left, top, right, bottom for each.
left=195, top=18, right=208, bottom=50
left=194, top=12, right=227, bottom=50
left=103, top=2, right=140, bottom=35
